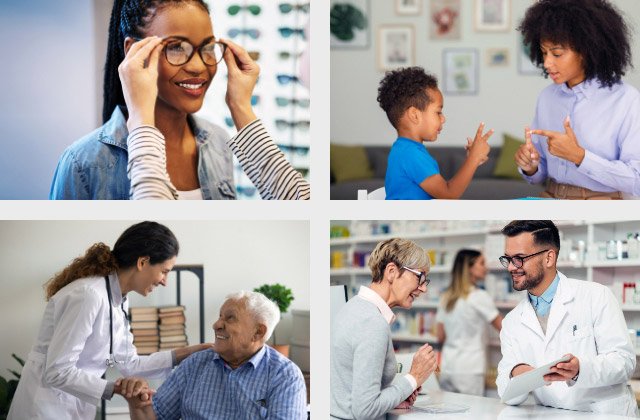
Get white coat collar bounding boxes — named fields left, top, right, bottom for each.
left=107, top=272, right=126, bottom=307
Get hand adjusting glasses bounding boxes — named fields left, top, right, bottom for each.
left=402, top=266, right=430, bottom=287
left=135, top=37, right=226, bottom=66
left=498, top=249, right=549, bottom=269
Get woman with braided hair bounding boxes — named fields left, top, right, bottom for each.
left=8, top=221, right=210, bottom=419
left=50, top=0, right=309, bottom=200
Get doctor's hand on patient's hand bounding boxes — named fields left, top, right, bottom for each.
left=115, top=377, right=154, bottom=405
left=514, top=126, right=540, bottom=176
left=409, top=344, right=438, bottom=386
left=530, top=117, right=586, bottom=165
left=119, top=36, right=164, bottom=131
left=544, top=354, right=580, bottom=383
left=222, top=38, right=259, bottom=130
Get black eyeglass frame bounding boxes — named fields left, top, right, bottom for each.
left=499, top=249, right=550, bottom=269
left=401, top=266, right=430, bottom=287
left=132, top=36, right=227, bottom=66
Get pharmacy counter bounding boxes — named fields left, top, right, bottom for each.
left=388, top=390, right=637, bottom=419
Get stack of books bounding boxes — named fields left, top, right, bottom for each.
left=130, top=307, right=159, bottom=355
left=158, top=306, right=188, bottom=350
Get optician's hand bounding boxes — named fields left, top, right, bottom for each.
left=119, top=36, right=164, bottom=131
left=514, top=126, right=540, bottom=175
left=530, top=116, right=586, bottom=165
left=544, top=353, right=580, bottom=382
left=222, top=38, right=259, bottom=130
left=409, top=344, right=438, bottom=386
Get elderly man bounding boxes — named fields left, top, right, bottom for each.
left=497, top=220, right=637, bottom=416
left=120, top=291, right=307, bottom=419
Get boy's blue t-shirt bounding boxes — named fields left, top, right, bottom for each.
left=385, top=137, right=440, bottom=200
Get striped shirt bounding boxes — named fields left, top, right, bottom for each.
left=152, top=346, right=307, bottom=420
left=126, top=119, right=310, bottom=200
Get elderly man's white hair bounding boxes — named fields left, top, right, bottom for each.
left=225, top=290, right=281, bottom=341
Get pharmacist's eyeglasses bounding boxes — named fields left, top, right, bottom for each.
left=499, top=249, right=549, bottom=269
left=402, top=266, right=430, bottom=287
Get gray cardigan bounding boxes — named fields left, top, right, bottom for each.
left=330, top=296, right=414, bottom=420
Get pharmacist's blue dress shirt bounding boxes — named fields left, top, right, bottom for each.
left=152, top=346, right=306, bottom=419
left=521, top=79, right=640, bottom=196
left=528, top=273, right=560, bottom=317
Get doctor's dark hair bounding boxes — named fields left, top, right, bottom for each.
left=45, top=221, right=179, bottom=300
left=517, top=0, right=632, bottom=88
left=501, top=220, right=560, bottom=251
left=103, top=0, right=210, bottom=123
left=368, top=238, right=430, bottom=283
left=377, top=67, right=439, bottom=129
left=443, top=249, right=482, bottom=313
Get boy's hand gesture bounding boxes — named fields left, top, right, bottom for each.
left=515, top=126, right=540, bottom=175
left=467, top=123, right=493, bottom=166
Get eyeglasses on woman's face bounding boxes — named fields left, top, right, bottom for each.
left=498, top=249, right=549, bottom=269
left=402, top=266, right=430, bottom=287
left=163, top=37, right=226, bottom=66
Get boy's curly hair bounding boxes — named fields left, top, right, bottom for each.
left=518, top=0, right=632, bottom=88
left=377, top=67, right=439, bottom=129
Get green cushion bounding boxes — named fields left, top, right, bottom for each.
left=330, top=144, right=374, bottom=182
left=493, top=134, right=525, bottom=180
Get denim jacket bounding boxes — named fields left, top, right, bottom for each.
left=49, top=107, right=236, bottom=200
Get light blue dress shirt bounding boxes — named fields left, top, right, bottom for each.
left=522, top=79, right=640, bottom=195
left=528, top=273, right=560, bottom=317
left=152, top=346, right=306, bottom=420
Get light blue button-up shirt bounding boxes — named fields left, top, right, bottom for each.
left=528, top=273, right=560, bottom=317
left=522, top=79, right=640, bottom=195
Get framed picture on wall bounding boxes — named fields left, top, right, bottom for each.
left=475, top=0, right=510, bottom=32
left=395, top=0, right=422, bottom=15
left=430, top=0, right=461, bottom=40
left=486, top=48, right=509, bottom=67
left=377, top=25, right=415, bottom=71
left=443, top=49, right=479, bottom=95
left=518, top=36, right=540, bottom=75
left=330, top=0, right=370, bottom=48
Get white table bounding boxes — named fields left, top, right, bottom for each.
left=387, top=390, right=637, bottom=419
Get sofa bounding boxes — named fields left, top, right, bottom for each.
left=330, top=145, right=545, bottom=200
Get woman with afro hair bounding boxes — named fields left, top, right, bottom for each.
left=514, top=0, right=640, bottom=199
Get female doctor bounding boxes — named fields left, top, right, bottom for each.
left=8, top=221, right=210, bottom=419
left=436, top=249, right=502, bottom=396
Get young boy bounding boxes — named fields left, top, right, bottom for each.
left=378, top=67, right=493, bottom=199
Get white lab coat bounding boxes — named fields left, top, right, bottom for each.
left=497, top=272, right=638, bottom=416
left=8, top=273, right=174, bottom=420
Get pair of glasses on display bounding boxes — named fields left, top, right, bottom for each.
left=277, top=74, right=300, bottom=85
left=275, top=119, right=310, bottom=131
left=277, top=144, right=310, bottom=156
left=278, top=27, right=305, bottom=38
left=134, top=37, right=226, bottom=66
left=248, top=51, right=261, bottom=61
left=228, top=28, right=261, bottom=39
left=279, top=3, right=310, bottom=13
left=278, top=51, right=303, bottom=60
left=227, top=4, right=261, bottom=16
left=236, top=185, right=257, bottom=197
left=275, top=97, right=310, bottom=108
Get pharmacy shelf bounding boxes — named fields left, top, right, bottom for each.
left=410, top=301, right=440, bottom=309
left=329, top=227, right=491, bottom=246
left=495, top=301, right=518, bottom=310
left=330, top=265, right=452, bottom=276
left=586, top=259, right=640, bottom=268
left=392, top=333, right=438, bottom=344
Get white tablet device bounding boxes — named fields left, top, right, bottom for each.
left=501, top=355, right=572, bottom=403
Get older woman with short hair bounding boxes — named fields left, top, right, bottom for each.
left=330, top=238, right=438, bottom=420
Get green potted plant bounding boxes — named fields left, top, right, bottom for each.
left=0, top=354, right=24, bottom=419
left=254, top=283, right=294, bottom=357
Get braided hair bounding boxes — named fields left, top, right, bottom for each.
left=103, top=0, right=210, bottom=123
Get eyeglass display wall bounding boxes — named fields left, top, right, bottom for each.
left=201, top=1, right=311, bottom=199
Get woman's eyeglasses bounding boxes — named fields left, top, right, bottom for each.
left=499, top=249, right=549, bottom=269
left=163, top=38, right=226, bottom=66
left=275, top=97, right=310, bottom=108
left=227, top=4, right=261, bottom=16
left=228, top=28, right=261, bottom=40
left=402, top=266, right=430, bottom=287
left=279, top=3, right=310, bottom=14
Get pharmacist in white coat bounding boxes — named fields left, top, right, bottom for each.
left=496, top=220, right=638, bottom=417
left=8, top=221, right=211, bottom=420
left=436, top=249, right=502, bottom=396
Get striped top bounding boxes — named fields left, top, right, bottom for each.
left=126, top=119, right=310, bottom=200
left=152, top=346, right=307, bottom=419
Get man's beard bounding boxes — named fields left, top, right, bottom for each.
left=510, top=261, right=544, bottom=291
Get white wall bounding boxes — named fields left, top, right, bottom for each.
left=331, top=0, right=640, bottom=146
left=0, top=1, right=99, bottom=199
left=0, top=220, right=310, bottom=375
